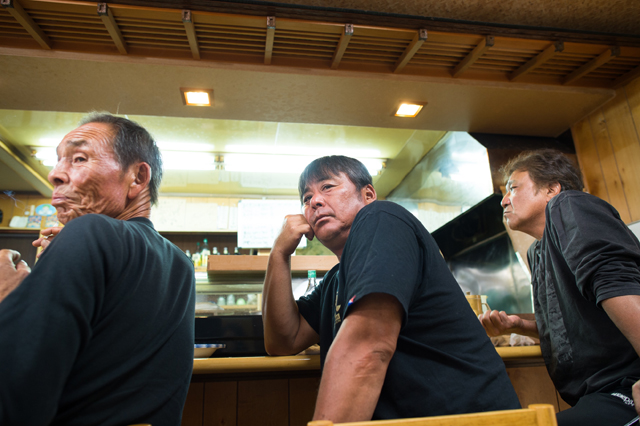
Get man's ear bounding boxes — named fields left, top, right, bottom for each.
left=546, top=182, right=561, bottom=201
left=127, top=162, right=151, bottom=200
left=362, top=184, right=377, bottom=204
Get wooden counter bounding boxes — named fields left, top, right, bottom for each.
left=193, top=354, right=321, bottom=375
left=183, top=345, right=568, bottom=426
left=192, top=345, right=543, bottom=375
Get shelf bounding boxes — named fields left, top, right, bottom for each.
left=207, top=255, right=338, bottom=273
left=0, top=227, right=41, bottom=234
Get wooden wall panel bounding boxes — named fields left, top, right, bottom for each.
left=506, top=366, right=560, bottom=411
left=289, top=377, right=320, bottom=426
left=571, top=117, right=604, bottom=197
left=572, top=76, right=640, bottom=224
left=203, top=381, right=238, bottom=426
left=182, top=383, right=205, bottom=426
left=601, top=88, right=640, bottom=222
left=589, top=110, right=632, bottom=223
left=237, top=379, right=289, bottom=426
left=627, top=78, right=640, bottom=134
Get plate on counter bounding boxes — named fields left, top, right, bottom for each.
left=194, top=343, right=225, bottom=358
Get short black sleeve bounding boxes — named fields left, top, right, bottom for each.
left=340, top=208, right=419, bottom=324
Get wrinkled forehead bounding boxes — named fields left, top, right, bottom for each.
left=58, top=122, right=115, bottom=153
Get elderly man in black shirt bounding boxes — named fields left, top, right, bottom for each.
left=0, top=113, right=195, bottom=426
left=479, top=149, right=640, bottom=426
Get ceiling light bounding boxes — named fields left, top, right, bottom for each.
left=395, top=103, right=425, bottom=118
left=224, top=154, right=385, bottom=175
left=30, top=147, right=57, bottom=166
left=180, top=88, right=213, bottom=106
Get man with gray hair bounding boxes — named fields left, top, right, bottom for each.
left=0, top=113, right=195, bottom=426
left=479, top=149, right=640, bottom=425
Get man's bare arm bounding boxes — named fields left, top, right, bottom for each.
left=601, top=294, right=640, bottom=416
left=0, top=249, right=31, bottom=303
left=313, top=293, right=402, bottom=422
left=263, top=214, right=319, bottom=355
left=478, top=310, right=539, bottom=338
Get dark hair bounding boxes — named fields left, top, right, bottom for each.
left=298, top=155, right=372, bottom=202
left=80, top=112, right=163, bottom=205
left=500, top=149, right=584, bottom=192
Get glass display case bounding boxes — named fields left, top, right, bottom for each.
left=194, top=255, right=337, bottom=357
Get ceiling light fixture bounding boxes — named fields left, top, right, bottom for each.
left=395, top=102, right=425, bottom=118
left=180, top=88, right=213, bottom=106
left=30, top=147, right=57, bottom=166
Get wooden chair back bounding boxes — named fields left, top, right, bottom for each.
left=308, top=404, right=557, bottom=426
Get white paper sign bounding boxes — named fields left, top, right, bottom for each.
left=237, top=199, right=306, bottom=248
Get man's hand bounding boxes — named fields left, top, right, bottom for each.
left=0, top=249, right=31, bottom=302
left=478, top=310, right=539, bottom=338
left=32, top=226, right=63, bottom=258
left=272, top=214, right=314, bottom=258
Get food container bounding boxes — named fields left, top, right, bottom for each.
left=194, top=343, right=226, bottom=358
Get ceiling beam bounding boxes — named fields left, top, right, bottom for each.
left=97, top=3, right=128, bottom=55
left=1, top=0, right=51, bottom=50
left=510, top=41, right=564, bottom=81
left=182, top=10, right=200, bottom=60
left=612, top=64, right=640, bottom=89
left=331, top=24, right=353, bottom=70
left=264, top=16, right=276, bottom=65
left=393, top=29, right=427, bottom=74
left=0, top=140, right=52, bottom=197
left=452, top=35, right=494, bottom=78
left=563, top=46, right=620, bottom=85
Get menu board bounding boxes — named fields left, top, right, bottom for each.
left=237, top=199, right=307, bottom=249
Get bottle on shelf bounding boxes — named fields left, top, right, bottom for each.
left=201, top=239, right=211, bottom=268
left=185, top=249, right=191, bottom=260
left=191, top=242, right=201, bottom=267
left=223, top=247, right=229, bottom=255
left=233, top=247, right=241, bottom=255
left=304, top=270, right=317, bottom=296
left=212, top=247, right=220, bottom=255
left=226, top=294, right=235, bottom=305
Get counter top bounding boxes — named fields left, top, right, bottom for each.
left=192, top=346, right=542, bottom=374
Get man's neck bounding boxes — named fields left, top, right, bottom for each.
left=115, top=191, right=152, bottom=221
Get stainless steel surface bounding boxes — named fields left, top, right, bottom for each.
left=448, top=233, right=533, bottom=314
left=388, top=132, right=494, bottom=232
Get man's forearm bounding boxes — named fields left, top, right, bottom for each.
left=262, top=251, right=303, bottom=354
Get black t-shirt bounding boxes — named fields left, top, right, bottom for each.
left=528, top=191, right=640, bottom=406
left=0, top=214, right=196, bottom=426
left=297, top=201, right=520, bottom=419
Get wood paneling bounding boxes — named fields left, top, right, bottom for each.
left=289, top=377, right=320, bottom=426
left=237, top=378, right=289, bottom=426
left=203, top=381, right=237, bottom=426
left=182, top=383, right=205, bottom=426
left=588, top=110, right=631, bottom=222
left=572, top=76, right=640, bottom=224
left=506, top=366, right=560, bottom=411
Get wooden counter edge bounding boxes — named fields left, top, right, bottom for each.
left=192, top=346, right=543, bottom=374
left=193, top=354, right=321, bottom=374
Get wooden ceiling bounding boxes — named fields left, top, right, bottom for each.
left=1, top=0, right=639, bottom=199
left=1, top=0, right=640, bottom=89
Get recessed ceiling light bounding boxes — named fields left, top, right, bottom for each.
left=180, top=88, right=213, bottom=106
left=395, top=102, right=425, bottom=117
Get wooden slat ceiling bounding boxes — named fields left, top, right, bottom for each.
left=2, top=0, right=640, bottom=89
